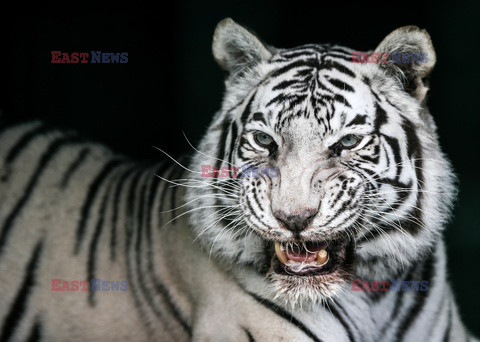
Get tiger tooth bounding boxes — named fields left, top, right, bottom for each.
left=274, top=241, right=288, bottom=264
left=317, top=249, right=328, bottom=266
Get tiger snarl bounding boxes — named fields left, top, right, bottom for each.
left=0, top=18, right=476, bottom=341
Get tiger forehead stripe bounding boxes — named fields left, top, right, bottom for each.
left=261, top=66, right=357, bottom=115
left=251, top=112, right=267, bottom=125
left=346, top=114, right=368, bottom=127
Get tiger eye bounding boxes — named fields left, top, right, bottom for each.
left=339, top=134, right=360, bottom=148
left=254, top=132, right=275, bottom=147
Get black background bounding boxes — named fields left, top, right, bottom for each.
left=1, top=3, right=479, bottom=335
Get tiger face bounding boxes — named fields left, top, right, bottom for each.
left=186, top=19, right=455, bottom=306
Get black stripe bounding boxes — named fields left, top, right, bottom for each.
left=288, top=44, right=326, bottom=53
left=60, top=147, right=90, bottom=188
left=0, top=240, right=43, bottom=341
left=402, top=119, right=421, bottom=158
left=332, top=93, right=351, bottom=108
left=272, top=79, right=299, bottom=91
left=125, top=169, right=144, bottom=240
left=252, top=185, right=265, bottom=213
left=158, top=165, right=180, bottom=226
left=247, top=292, right=323, bottom=342
left=169, top=163, right=186, bottom=222
left=266, top=93, right=288, bottom=108
left=212, top=113, right=235, bottom=216
left=227, top=120, right=239, bottom=167
left=324, top=61, right=356, bottom=78
left=0, top=136, right=81, bottom=257
left=243, top=327, right=256, bottom=342
left=442, top=300, right=452, bottom=342
left=237, top=139, right=254, bottom=160
left=374, top=104, right=388, bottom=132
left=213, top=116, right=232, bottom=190
left=240, top=94, right=256, bottom=126
left=325, top=53, right=352, bottom=62
left=134, top=170, right=166, bottom=318
left=402, top=120, right=424, bottom=235
left=280, top=49, right=322, bottom=59
left=397, top=204, right=422, bottom=235
left=135, top=167, right=191, bottom=334
left=327, top=302, right=356, bottom=342
left=251, top=112, right=266, bottom=125
left=394, top=252, right=436, bottom=341
left=378, top=262, right=418, bottom=337
left=428, top=291, right=448, bottom=338
left=74, top=158, right=124, bottom=255
left=26, top=320, right=42, bottom=342
left=362, top=76, right=382, bottom=103
left=270, top=58, right=320, bottom=79
left=245, top=195, right=270, bottom=230
left=327, top=78, right=354, bottom=92
left=146, top=164, right=192, bottom=334
left=288, top=95, right=308, bottom=110
left=359, top=154, right=380, bottom=164
left=130, top=167, right=194, bottom=337
left=109, top=166, right=138, bottom=261
left=87, top=170, right=119, bottom=306
left=331, top=189, right=345, bottom=207
left=5, top=123, right=48, bottom=164
left=123, top=169, right=155, bottom=334
left=315, top=191, right=357, bottom=228
left=136, top=172, right=153, bottom=280
left=146, top=163, right=169, bottom=232
left=382, top=136, right=401, bottom=181
left=346, top=114, right=367, bottom=127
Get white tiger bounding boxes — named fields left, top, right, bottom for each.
left=0, top=18, right=476, bottom=341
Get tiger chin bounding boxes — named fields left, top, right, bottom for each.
left=267, top=240, right=355, bottom=309
left=260, top=234, right=354, bottom=309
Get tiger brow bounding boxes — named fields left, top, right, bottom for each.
left=251, top=112, right=267, bottom=125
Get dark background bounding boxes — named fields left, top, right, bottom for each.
left=1, top=3, right=479, bottom=335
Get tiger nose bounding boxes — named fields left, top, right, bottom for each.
left=273, top=209, right=318, bottom=233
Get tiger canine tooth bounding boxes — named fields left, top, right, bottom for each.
left=317, top=249, right=328, bottom=266
left=274, top=241, right=288, bottom=264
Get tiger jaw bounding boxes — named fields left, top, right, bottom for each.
left=271, top=239, right=354, bottom=278
left=274, top=241, right=329, bottom=270
left=266, top=238, right=355, bottom=305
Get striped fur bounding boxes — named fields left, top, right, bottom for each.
left=0, top=18, right=477, bottom=341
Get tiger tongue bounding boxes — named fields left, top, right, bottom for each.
left=286, top=249, right=318, bottom=263
left=285, top=243, right=328, bottom=263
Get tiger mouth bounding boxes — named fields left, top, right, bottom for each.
left=272, top=239, right=354, bottom=277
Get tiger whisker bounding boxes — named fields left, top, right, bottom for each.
left=152, top=146, right=200, bottom=174
left=193, top=206, right=244, bottom=242
left=160, top=193, right=238, bottom=214
left=182, top=130, right=241, bottom=168
left=161, top=204, right=241, bottom=229
left=156, top=175, right=240, bottom=196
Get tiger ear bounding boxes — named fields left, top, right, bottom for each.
left=375, top=26, right=436, bottom=102
left=212, top=18, right=273, bottom=74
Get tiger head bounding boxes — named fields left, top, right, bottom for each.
left=186, top=18, right=455, bottom=306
